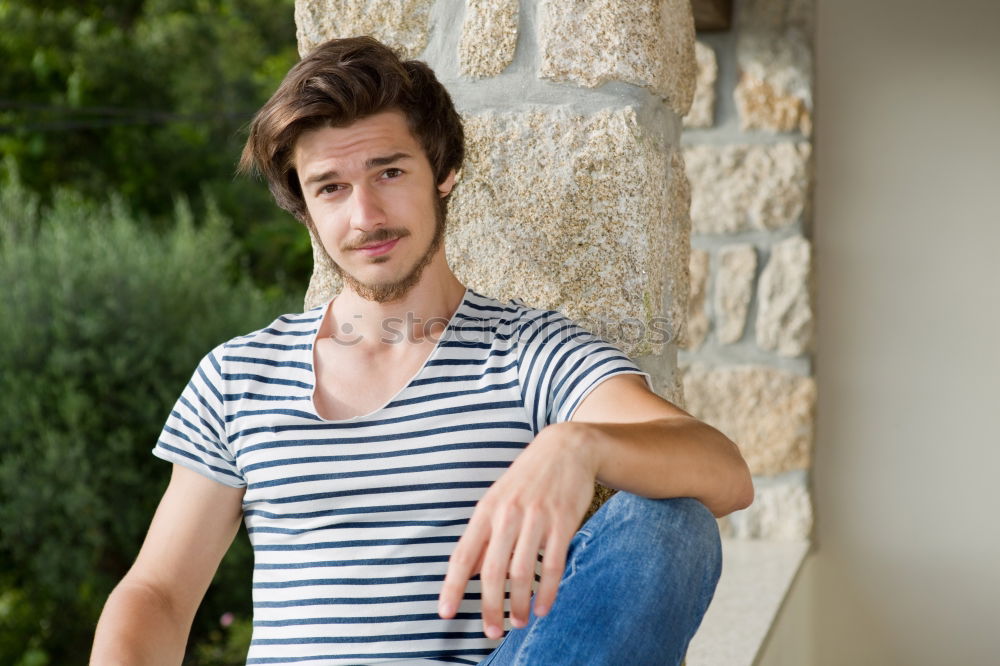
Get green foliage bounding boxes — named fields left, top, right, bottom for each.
left=0, top=168, right=299, bottom=663
left=0, top=0, right=312, bottom=288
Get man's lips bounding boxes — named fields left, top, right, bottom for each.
left=355, top=238, right=400, bottom=256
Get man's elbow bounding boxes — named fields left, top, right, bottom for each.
left=712, top=452, right=754, bottom=518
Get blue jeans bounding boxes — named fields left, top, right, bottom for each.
left=476, top=493, right=722, bottom=666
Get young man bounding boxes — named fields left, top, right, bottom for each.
left=92, top=37, right=753, bottom=665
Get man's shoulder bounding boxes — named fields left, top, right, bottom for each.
left=218, top=305, right=324, bottom=354
left=464, top=290, right=554, bottom=330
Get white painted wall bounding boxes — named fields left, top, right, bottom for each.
left=760, top=1, right=1000, bottom=664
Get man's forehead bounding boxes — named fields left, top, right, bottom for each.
left=293, top=110, right=421, bottom=172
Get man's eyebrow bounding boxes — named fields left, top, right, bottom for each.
left=365, top=152, right=412, bottom=169
left=302, top=152, right=413, bottom=186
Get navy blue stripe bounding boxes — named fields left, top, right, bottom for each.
left=253, top=555, right=451, bottom=570
left=253, top=612, right=482, bottom=627
left=228, top=340, right=312, bottom=351
left=248, top=519, right=468, bottom=535
left=408, top=360, right=518, bottom=386
left=253, top=592, right=485, bottom=609
left=162, top=422, right=230, bottom=463
left=156, top=442, right=242, bottom=481
left=277, top=313, right=322, bottom=324
left=554, top=355, right=628, bottom=417
left=242, top=440, right=526, bottom=473
left=224, top=355, right=313, bottom=371
left=251, top=631, right=486, bottom=646
left=530, top=325, right=591, bottom=429
left=222, top=373, right=313, bottom=389
left=386, top=379, right=519, bottom=408
left=232, top=404, right=526, bottom=445
left=175, top=394, right=225, bottom=452
left=192, top=368, right=225, bottom=430
left=224, top=392, right=311, bottom=402
left=248, top=460, right=509, bottom=491
left=246, top=491, right=484, bottom=513
left=254, top=535, right=459, bottom=552
left=550, top=344, right=623, bottom=403
left=253, top=574, right=445, bottom=588
left=226, top=408, right=322, bottom=424
left=246, top=648, right=493, bottom=664
left=259, top=327, right=314, bottom=337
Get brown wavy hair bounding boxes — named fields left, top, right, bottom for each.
left=239, top=36, right=464, bottom=224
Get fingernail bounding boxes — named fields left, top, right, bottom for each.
left=534, top=605, right=548, bottom=617
left=486, top=625, right=502, bottom=640
left=438, top=601, right=454, bottom=617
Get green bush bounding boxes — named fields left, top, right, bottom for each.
left=0, top=170, right=301, bottom=663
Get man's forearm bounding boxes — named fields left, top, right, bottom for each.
left=91, top=579, right=191, bottom=666
left=553, top=417, right=754, bottom=517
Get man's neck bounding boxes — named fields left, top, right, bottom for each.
left=328, top=271, right=467, bottom=352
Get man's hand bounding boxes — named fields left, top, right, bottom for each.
left=437, top=423, right=598, bottom=640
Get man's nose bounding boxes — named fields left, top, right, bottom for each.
left=350, top=184, right=386, bottom=230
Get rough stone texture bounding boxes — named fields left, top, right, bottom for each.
left=756, top=235, right=813, bottom=357
left=445, top=107, right=679, bottom=358
left=537, top=0, right=696, bottom=116
left=459, top=0, right=519, bottom=78
left=681, top=363, right=815, bottom=476
left=684, top=41, right=717, bottom=128
left=294, top=0, right=433, bottom=59
left=685, top=142, right=811, bottom=234
left=715, top=244, right=757, bottom=344
left=664, top=150, right=692, bottom=348
left=719, top=477, right=814, bottom=540
left=304, top=227, right=341, bottom=311
left=734, top=0, right=814, bottom=135
left=680, top=249, right=709, bottom=351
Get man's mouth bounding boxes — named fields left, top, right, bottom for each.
left=355, top=238, right=400, bottom=256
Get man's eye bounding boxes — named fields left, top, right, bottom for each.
left=382, top=168, right=403, bottom=179
left=320, top=184, right=344, bottom=195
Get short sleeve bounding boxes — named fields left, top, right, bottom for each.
left=152, top=347, right=245, bottom=488
left=516, top=309, right=653, bottom=433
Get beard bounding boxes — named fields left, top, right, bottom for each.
left=330, top=196, right=446, bottom=304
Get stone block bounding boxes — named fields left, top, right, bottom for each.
left=294, top=0, right=434, bottom=59
left=681, top=363, right=815, bottom=476
left=665, top=150, right=692, bottom=348
left=734, top=0, right=814, bottom=135
left=537, top=0, right=696, bottom=116
left=685, top=142, right=810, bottom=234
left=756, top=235, right=813, bottom=356
left=715, top=243, right=757, bottom=344
left=459, top=0, right=519, bottom=78
left=445, top=107, right=681, bottom=357
left=680, top=248, right=710, bottom=351
left=719, top=475, right=813, bottom=540
left=684, top=41, right=717, bottom=128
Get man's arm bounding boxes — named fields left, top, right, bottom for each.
left=439, top=373, right=753, bottom=638
left=567, top=373, right=754, bottom=516
left=91, top=464, right=245, bottom=666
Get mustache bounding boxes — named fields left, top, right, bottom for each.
left=344, top=227, right=411, bottom=251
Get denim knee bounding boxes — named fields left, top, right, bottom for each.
left=592, top=493, right=722, bottom=586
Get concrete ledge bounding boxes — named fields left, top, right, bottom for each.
left=687, top=538, right=811, bottom=666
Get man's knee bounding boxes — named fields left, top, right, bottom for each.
left=595, top=493, right=722, bottom=583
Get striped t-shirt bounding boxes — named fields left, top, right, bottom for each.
left=153, top=287, right=651, bottom=665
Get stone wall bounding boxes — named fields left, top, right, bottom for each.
left=292, top=0, right=814, bottom=538
left=295, top=0, right=695, bottom=418
left=681, top=0, right=815, bottom=541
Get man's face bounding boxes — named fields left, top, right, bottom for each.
left=294, top=110, right=455, bottom=303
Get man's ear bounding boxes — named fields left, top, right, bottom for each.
left=437, top=169, right=457, bottom=198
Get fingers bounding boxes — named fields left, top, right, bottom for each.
left=478, top=506, right=522, bottom=639
left=533, top=527, right=571, bottom=618
left=439, top=516, right=490, bottom=620
left=508, top=516, right=545, bottom=628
